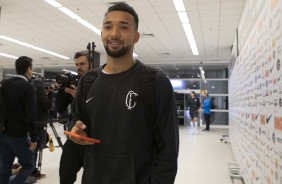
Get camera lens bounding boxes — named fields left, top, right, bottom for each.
left=55, top=74, right=69, bottom=85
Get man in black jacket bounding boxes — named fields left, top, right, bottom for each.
left=0, top=56, right=37, bottom=184
left=55, top=50, right=91, bottom=184
left=70, top=3, right=179, bottom=184
left=187, top=91, right=201, bottom=134
left=31, top=79, right=53, bottom=178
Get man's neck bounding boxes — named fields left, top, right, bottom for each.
left=104, top=56, right=135, bottom=74
left=15, top=74, right=29, bottom=82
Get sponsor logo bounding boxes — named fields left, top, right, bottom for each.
left=125, top=91, right=138, bottom=110
left=266, top=114, right=273, bottom=123
left=86, top=97, right=93, bottom=103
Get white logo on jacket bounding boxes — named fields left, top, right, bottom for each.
left=125, top=91, right=138, bottom=110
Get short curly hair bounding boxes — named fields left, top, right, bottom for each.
left=105, top=2, right=139, bottom=30
left=15, top=56, right=33, bottom=75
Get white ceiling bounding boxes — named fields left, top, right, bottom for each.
left=0, top=0, right=245, bottom=73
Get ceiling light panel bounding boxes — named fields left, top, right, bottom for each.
left=43, top=0, right=137, bottom=57
left=0, top=52, right=19, bottom=59
left=0, top=35, right=69, bottom=59
left=173, top=0, right=199, bottom=55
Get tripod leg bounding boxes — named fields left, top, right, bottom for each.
left=49, top=121, right=63, bottom=149
left=37, top=126, right=47, bottom=173
left=37, top=148, right=43, bottom=173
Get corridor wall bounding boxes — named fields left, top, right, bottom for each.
left=229, top=0, right=282, bottom=183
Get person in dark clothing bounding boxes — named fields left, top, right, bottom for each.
left=210, top=97, right=216, bottom=124
left=201, top=92, right=211, bottom=131
left=0, top=56, right=37, bottom=184
left=56, top=50, right=91, bottom=184
left=31, top=80, right=54, bottom=178
left=48, top=84, right=58, bottom=120
left=187, top=91, right=201, bottom=134
left=70, top=3, right=179, bottom=184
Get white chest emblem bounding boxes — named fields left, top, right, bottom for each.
left=125, top=91, right=138, bottom=110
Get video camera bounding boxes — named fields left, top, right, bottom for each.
left=55, top=72, right=80, bottom=88
left=32, top=74, right=55, bottom=91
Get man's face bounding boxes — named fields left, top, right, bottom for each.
left=26, top=66, right=33, bottom=79
left=75, top=55, right=89, bottom=75
left=101, top=11, right=139, bottom=58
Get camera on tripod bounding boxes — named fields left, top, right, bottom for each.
left=55, top=72, right=80, bottom=88
left=32, top=74, right=55, bottom=91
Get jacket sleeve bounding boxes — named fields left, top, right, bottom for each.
left=37, top=88, right=52, bottom=112
left=36, top=87, right=53, bottom=129
left=25, top=84, right=37, bottom=142
left=71, top=77, right=85, bottom=125
left=150, top=71, right=179, bottom=184
left=55, top=87, right=72, bottom=113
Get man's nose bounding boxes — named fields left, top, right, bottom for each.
left=110, top=26, right=120, bottom=38
left=76, top=64, right=83, bottom=70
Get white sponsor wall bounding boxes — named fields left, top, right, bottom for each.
left=229, top=0, right=282, bottom=183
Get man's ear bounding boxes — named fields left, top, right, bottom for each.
left=133, top=32, right=140, bottom=43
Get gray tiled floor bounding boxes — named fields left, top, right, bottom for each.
left=35, top=123, right=240, bottom=184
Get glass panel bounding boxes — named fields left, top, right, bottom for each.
left=202, top=80, right=228, bottom=94
left=182, top=109, right=229, bottom=126
left=205, top=111, right=229, bottom=125
left=170, top=79, right=200, bottom=90
left=2, top=67, right=42, bottom=79
left=204, top=70, right=227, bottom=78
left=209, top=96, right=228, bottom=110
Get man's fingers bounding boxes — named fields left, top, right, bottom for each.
left=69, top=120, right=93, bottom=145
left=69, top=85, right=77, bottom=90
left=69, top=137, right=94, bottom=145
left=72, top=121, right=86, bottom=132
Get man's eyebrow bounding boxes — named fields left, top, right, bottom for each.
left=103, top=20, right=111, bottom=25
left=103, top=20, right=130, bottom=25
left=119, top=21, right=129, bottom=25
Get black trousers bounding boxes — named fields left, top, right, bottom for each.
left=33, top=128, right=47, bottom=172
left=59, top=139, right=85, bottom=184
left=204, top=113, right=210, bottom=130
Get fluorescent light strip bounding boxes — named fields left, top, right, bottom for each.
left=44, top=0, right=62, bottom=8
left=76, top=19, right=101, bottom=35
left=44, top=0, right=138, bottom=57
left=62, top=69, right=77, bottom=75
left=178, top=12, right=189, bottom=23
left=173, top=0, right=186, bottom=11
left=173, top=0, right=199, bottom=55
left=45, top=0, right=100, bottom=34
left=58, top=7, right=81, bottom=20
left=0, top=52, right=19, bottom=59
left=0, top=35, right=69, bottom=59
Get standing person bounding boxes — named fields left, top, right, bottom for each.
left=210, top=97, right=216, bottom=124
left=70, top=3, right=179, bottom=184
left=31, top=79, right=53, bottom=178
left=48, top=84, right=58, bottom=120
left=210, top=97, right=217, bottom=124
left=55, top=50, right=91, bottom=184
left=0, top=56, right=37, bottom=184
left=202, top=92, right=211, bottom=131
left=187, top=91, right=201, bottom=134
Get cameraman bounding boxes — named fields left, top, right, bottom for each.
left=55, top=50, right=91, bottom=184
left=32, top=79, right=54, bottom=178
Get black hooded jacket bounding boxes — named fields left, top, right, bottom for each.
left=72, top=61, right=179, bottom=184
